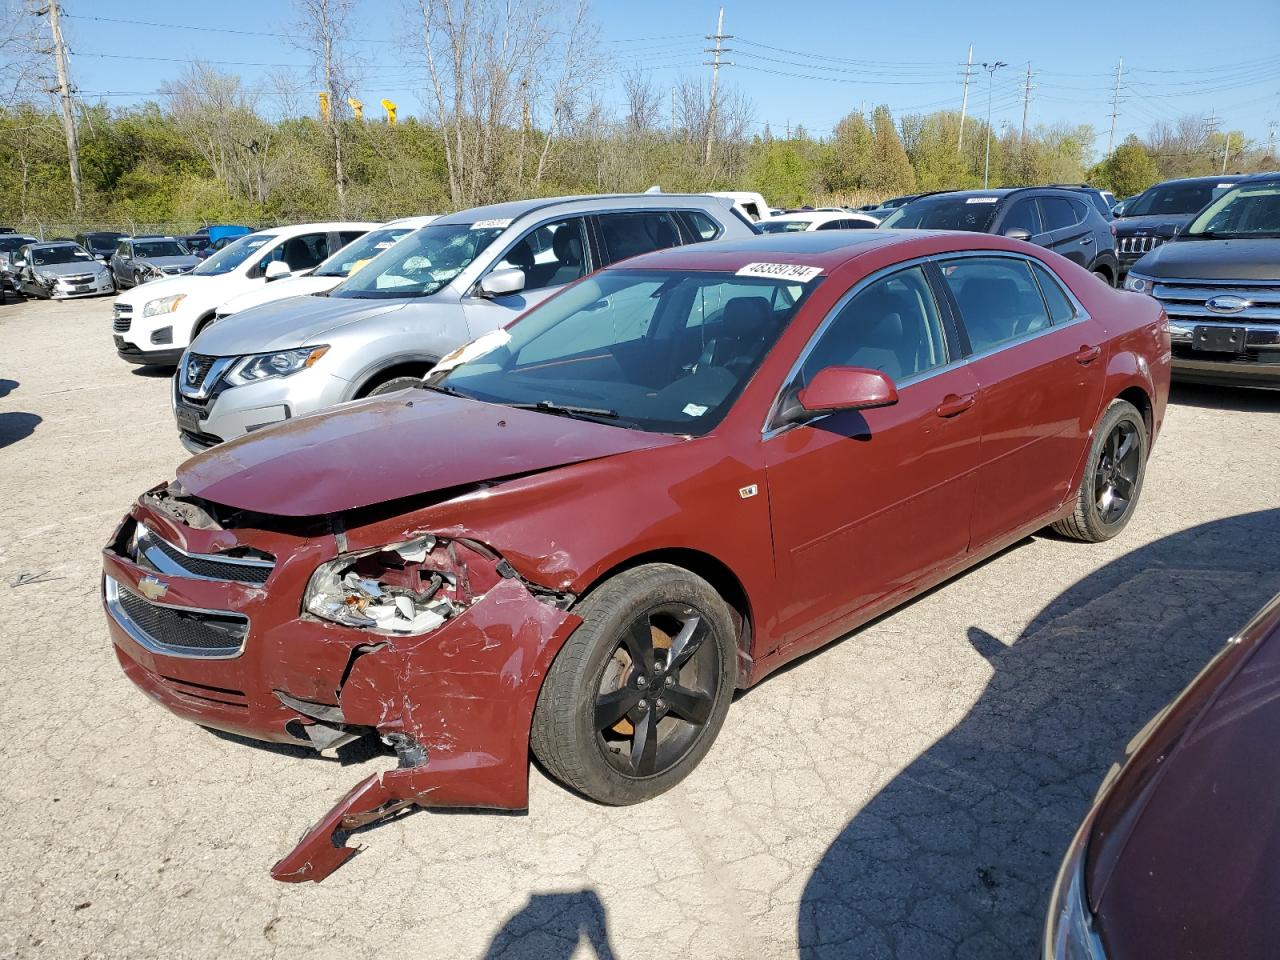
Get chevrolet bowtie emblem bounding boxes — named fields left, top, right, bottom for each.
left=138, top=576, right=169, bottom=601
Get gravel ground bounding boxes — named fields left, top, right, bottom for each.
left=2, top=293, right=1278, bottom=960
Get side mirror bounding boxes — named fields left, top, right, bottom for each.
left=477, top=267, right=525, bottom=298
left=12, top=258, right=25, bottom=268
left=785, top=366, right=899, bottom=422
left=264, top=261, right=291, bottom=281
left=1003, top=227, right=1032, bottom=242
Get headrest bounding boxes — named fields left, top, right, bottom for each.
left=552, top=227, right=582, bottom=264
left=721, top=296, right=773, bottom=338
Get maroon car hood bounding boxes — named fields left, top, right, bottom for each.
left=177, top=391, right=681, bottom=516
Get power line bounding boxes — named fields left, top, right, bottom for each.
left=1107, top=58, right=1123, bottom=155
left=958, top=43, right=973, bottom=153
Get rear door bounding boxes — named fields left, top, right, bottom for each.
left=763, top=263, right=982, bottom=652
left=1037, top=196, right=1094, bottom=267
left=936, top=254, right=1107, bottom=547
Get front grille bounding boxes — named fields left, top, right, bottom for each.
left=182, top=353, right=217, bottom=391
left=1119, top=236, right=1164, bottom=255
left=139, top=526, right=273, bottom=584
left=108, top=579, right=248, bottom=656
left=113, top=303, right=132, bottom=332
left=62, top=274, right=95, bottom=284
left=1151, top=279, right=1280, bottom=325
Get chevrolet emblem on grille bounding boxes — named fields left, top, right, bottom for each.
left=138, top=576, right=169, bottom=601
left=1206, top=295, right=1250, bottom=315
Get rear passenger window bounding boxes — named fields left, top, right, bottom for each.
left=800, top=266, right=948, bottom=384
left=680, top=210, right=722, bottom=242
left=1031, top=262, right=1077, bottom=324
left=1038, top=197, right=1080, bottom=232
left=333, top=230, right=366, bottom=253
left=939, top=257, right=1051, bottom=352
left=597, top=211, right=682, bottom=264
left=815, top=219, right=845, bottom=230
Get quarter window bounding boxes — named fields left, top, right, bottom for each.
left=800, top=265, right=948, bottom=384
left=680, top=210, right=722, bottom=242
left=939, top=257, right=1052, bottom=351
left=1031, top=262, right=1077, bottom=324
left=597, top=211, right=682, bottom=264
left=493, top=217, right=588, bottom=292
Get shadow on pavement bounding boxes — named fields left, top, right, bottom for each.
left=0, top=411, right=41, bottom=450
left=484, top=890, right=617, bottom=960
left=130, top=365, right=177, bottom=379
left=1168, top=382, right=1280, bottom=413
left=0, top=378, right=17, bottom=399
left=799, top=509, right=1280, bottom=958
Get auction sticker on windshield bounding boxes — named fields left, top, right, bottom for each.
left=965, top=197, right=998, bottom=203
left=470, top=219, right=512, bottom=230
left=735, top=262, right=823, bottom=282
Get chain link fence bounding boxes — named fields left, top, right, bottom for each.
left=3, top=219, right=296, bottom=240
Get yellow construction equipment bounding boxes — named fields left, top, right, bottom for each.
left=381, top=99, right=397, bottom=125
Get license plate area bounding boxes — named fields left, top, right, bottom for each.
left=1193, top=325, right=1247, bottom=354
left=174, top=402, right=203, bottom=434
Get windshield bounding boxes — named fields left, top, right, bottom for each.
left=331, top=222, right=505, bottom=299
left=31, top=245, right=94, bottom=266
left=192, top=233, right=277, bottom=276
left=134, top=240, right=190, bottom=258
left=434, top=269, right=817, bottom=435
left=1124, top=181, right=1234, bottom=218
left=881, top=196, right=1000, bottom=232
left=313, top=227, right=414, bottom=278
left=0, top=236, right=37, bottom=252
left=1184, top=182, right=1280, bottom=239
left=758, top=219, right=812, bottom=233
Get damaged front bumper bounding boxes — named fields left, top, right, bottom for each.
left=102, top=489, right=581, bottom=882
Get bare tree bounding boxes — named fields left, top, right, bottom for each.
left=291, top=0, right=356, bottom=215
left=621, top=70, right=661, bottom=136
left=532, top=0, right=599, bottom=185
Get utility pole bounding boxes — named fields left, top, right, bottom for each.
left=703, top=7, right=732, bottom=165
left=1268, top=121, right=1277, bottom=159
left=670, top=88, right=675, bottom=138
left=39, top=0, right=82, bottom=215
left=981, top=61, right=1006, bottom=189
left=958, top=43, right=974, bottom=153
left=1221, top=130, right=1232, bottom=174
left=1020, top=62, right=1034, bottom=142
left=1106, top=57, right=1123, bottom=156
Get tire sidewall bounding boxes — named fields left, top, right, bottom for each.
left=367, top=376, right=424, bottom=397
left=1081, top=401, right=1148, bottom=539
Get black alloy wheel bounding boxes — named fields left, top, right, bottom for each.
left=1093, top=420, right=1141, bottom=524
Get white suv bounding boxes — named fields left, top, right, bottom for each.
left=111, top=221, right=378, bottom=366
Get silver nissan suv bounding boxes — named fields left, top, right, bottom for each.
left=172, top=194, right=753, bottom=451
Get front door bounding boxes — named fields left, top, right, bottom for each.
left=936, top=254, right=1107, bottom=547
left=764, top=264, right=983, bottom=652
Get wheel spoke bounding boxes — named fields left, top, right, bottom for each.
left=630, top=707, right=659, bottom=775
left=664, top=684, right=713, bottom=725
left=665, top=615, right=706, bottom=673
left=1115, top=427, right=1136, bottom=466
left=595, top=687, right=643, bottom=730
left=622, top=616, right=655, bottom=675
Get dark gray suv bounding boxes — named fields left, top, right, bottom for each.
left=882, top=187, right=1121, bottom=285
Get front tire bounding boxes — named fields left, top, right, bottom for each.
left=1052, top=399, right=1148, bottom=542
left=531, top=564, right=737, bottom=805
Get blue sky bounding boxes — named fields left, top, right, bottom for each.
left=57, top=0, right=1280, bottom=156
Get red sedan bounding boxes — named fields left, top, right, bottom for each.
left=102, top=230, right=1170, bottom=881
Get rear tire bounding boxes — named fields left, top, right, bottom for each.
left=1092, top=269, right=1113, bottom=286
left=531, top=564, right=737, bottom=805
left=1052, top=399, right=1148, bottom=542
left=365, top=376, right=425, bottom=397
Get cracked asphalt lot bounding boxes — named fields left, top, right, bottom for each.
left=2, top=295, right=1278, bottom=959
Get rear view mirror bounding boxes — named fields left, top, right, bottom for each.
left=264, top=261, right=291, bottom=281
left=1003, top=227, right=1032, bottom=242
left=785, top=366, right=899, bottom=422
left=478, top=268, right=526, bottom=298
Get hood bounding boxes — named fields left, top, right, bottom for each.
left=217, top=275, right=341, bottom=317
left=115, top=273, right=208, bottom=306
left=192, top=294, right=404, bottom=355
left=138, top=255, right=200, bottom=270
left=1113, top=214, right=1191, bottom=237
left=176, top=390, right=681, bottom=516
left=31, top=260, right=101, bottom=277
left=1131, top=237, right=1280, bottom=281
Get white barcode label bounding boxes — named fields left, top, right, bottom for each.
left=735, top=262, right=823, bottom=282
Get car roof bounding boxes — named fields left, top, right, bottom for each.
left=1147, top=174, right=1252, bottom=188
left=244, top=221, right=381, bottom=238
left=613, top=229, right=1027, bottom=274
left=29, top=240, right=81, bottom=248
left=432, top=193, right=733, bottom=227
left=1237, top=171, right=1280, bottom=185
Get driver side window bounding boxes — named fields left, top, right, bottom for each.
left=493, top=218, right=588, bottom=293
left=800, top=266, right=948, bottom=386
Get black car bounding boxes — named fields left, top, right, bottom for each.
left=1124, top=172, right=1280, bottom=389
left=75, top=231, right=127, bottom=262
left=1113, top=175, right=1249, bottom=276
left=1050, top=184, right=1117, bottom=219
left=881, top=187, right=1121, bottom=284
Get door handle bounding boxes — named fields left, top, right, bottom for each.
left=935, top=393, right=976, bottom=418
left=1075, top=345, right=1102, bottom=364
left=1078, top=236, right=1095, bottom=245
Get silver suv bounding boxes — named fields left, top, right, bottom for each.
left=172, top=194, right=753, bottom=452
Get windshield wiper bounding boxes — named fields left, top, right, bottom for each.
left=506, top=400, right=620, bottom=421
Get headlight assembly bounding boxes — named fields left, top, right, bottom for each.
left=1123, top=275, right=1153, bottom=295
left=224, top=345, right=329, bottom=386
left=143, top=293, right=187, bottom=317
left=304, top=535, right=461, bottom=635
left=1043, top=819, right=1108, bottom=960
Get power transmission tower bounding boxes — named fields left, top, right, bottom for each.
left=703, top=7, right=732, bottom=165
left=1106, top=57, right=1123, bottom=156
left=958, top=43, right=974, bottom=153
left=36, top=0, right=82, bottom=214
left=981, top=61, right=1007, bottom=189
left=1020, top=62, right=1035, bottom=142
